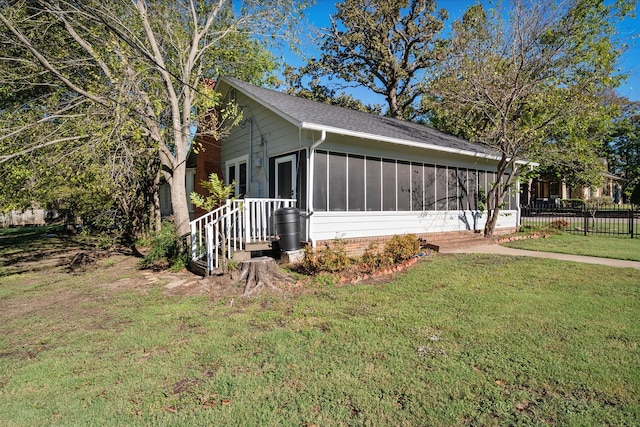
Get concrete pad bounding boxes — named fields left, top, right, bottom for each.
left=281, top=249, right=304, bottom=265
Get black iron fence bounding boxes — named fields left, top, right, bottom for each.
left=520, top=205, right=639, bottom=238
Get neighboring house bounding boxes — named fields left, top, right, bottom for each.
left=189, top=76, right=520, bottom=266
left=0, top=208, right=47, bottom=227
left=521, top=168, right=624, bottom=207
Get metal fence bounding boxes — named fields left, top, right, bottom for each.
left=520, top=206, right=639, bottom=238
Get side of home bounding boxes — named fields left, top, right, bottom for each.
left=205, top=77, right=519, bottom=255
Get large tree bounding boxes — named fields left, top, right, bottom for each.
left=0, top=0, right=303, bottom=238
left=425, top=0, right=634, bottom=236
left=291, top=0, right=447, bottom=120
left=606, top=99, right=640, bottom=199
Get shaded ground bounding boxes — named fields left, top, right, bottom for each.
left=0, top=228, right=418, bottom=329
left=0, top=229, right=248, bottom=325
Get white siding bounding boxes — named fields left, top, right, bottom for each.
left=221, top=91, right=303, bottom=198
left=309, top=210, right=518, bottom=242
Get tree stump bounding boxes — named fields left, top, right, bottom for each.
left=238, top=256, right=293, bottom=297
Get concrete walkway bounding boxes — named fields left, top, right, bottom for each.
left=442, top=244, right=640, bottom=270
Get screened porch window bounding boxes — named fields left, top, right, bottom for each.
left=312, top=150, right=501, bottom=213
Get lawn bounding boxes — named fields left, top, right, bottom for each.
left=1, top=228, right=639, bottom=426
left=502, top=232, right=640, bottom=261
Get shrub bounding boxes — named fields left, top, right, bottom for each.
left=559, top=199, right=585, bottom=209
left=360, top=241, right=382, bottom=272
left=302, top=235, right=419, bottom=275
left=549, top=219, right=569, bottom=230
left=302, top=239, right=351, bottom=274
left=139, top=221, right=187, bottom=270
left=585, top=196, right=616, bottom=210
left=382, top=234, right=419, bottom=265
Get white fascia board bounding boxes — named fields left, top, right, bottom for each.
left=301, top=122, right=502, bottom=162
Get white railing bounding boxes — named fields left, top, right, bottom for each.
left=189, top=198, right=296, bottom=274
left=241, top=198, right=296, bottom=244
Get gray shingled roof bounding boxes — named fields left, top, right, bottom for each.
left=219, top=77, right=499, bottom=159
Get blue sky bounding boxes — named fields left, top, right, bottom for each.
left=280, top=0, right=640, bottom=104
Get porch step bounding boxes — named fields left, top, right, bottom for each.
left=188, top=259, right=209, bottom=276
left=244, top=241, right=274, bottom=252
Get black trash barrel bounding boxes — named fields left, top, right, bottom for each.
left=274, top=207, right=301, bottom=251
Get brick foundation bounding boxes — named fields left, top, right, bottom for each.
left=314, top=228, right=517, bottom=257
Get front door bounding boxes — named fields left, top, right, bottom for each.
left=275, top=154, right=296, bottom=199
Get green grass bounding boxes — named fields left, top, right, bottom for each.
left=520, top=216, right=640, bottom=237
left=503, top=232, right=640, bottom=261
left=0, top=226, right=639, bottom=426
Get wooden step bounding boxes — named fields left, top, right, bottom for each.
left=244, top=241, right=274, bottom=252
left=188, top=259, right=209, bottom=276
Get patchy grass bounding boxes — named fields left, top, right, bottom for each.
left=503, top=232, right=640, bottom=261
left=0, top=228, right=639, bottom=426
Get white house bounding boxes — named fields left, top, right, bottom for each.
left=190, top=77, right=519, bottom=271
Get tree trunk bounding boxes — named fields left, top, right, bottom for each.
left=238, top=257, right=293, bottom=297
left=483, top=185, right=502, bottom=237
left=484, top=209, right=501, bottom=237
left=170, top=161, right=191, bottom=238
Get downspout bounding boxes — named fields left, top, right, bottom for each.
left=307, top=129, right=326, bottom=248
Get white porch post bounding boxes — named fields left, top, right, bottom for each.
left=307, top=130, right=326, bottom=248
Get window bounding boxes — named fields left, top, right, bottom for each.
left=329, top=152, right=347, bottom=211
left=226, top=156, right=248, bottom=198
left=411, top=163, right=424, bottom=211
left=436, top=166, right=448, bottom=210
left=448, top=167, right=459, bottom=210
left=397, top=161, right=411, bottom=211
left=313, top=150, right=328, bottom=211
left=424, top=165, right=436, bottom=210
left=311, top=150, right=498, bottom=213
left=348, top=155, right=365, bottom=211
left=467, top=170, right=478, bottom=211
left=365, top=157, right=381, bottom=211
left=382, top=159, right=396, bottom=211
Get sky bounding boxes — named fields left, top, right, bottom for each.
left=280, top=0, right=640, bottom=104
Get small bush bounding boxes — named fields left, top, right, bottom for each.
left=549, top=219, right=569, bottom=230
left=559, top=199, right=585, bottom=209
left=585, top=196, right=616, bottom=210
left=360, top=241, right=382, bottom=272
left=139, top=221, right=187, bottom=270
left=302, top=235, right=419, bottom=275
left=382, top=234, right=419, bottom=265
left=302, top=239, right=351, bottom=274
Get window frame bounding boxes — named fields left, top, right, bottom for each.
left=225, top=155, right=249, bottom=198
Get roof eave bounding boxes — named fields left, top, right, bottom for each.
left=219, top=77, right=535, bottom=167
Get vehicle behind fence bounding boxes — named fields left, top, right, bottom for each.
left=520, top=204, right=639, bottom=238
